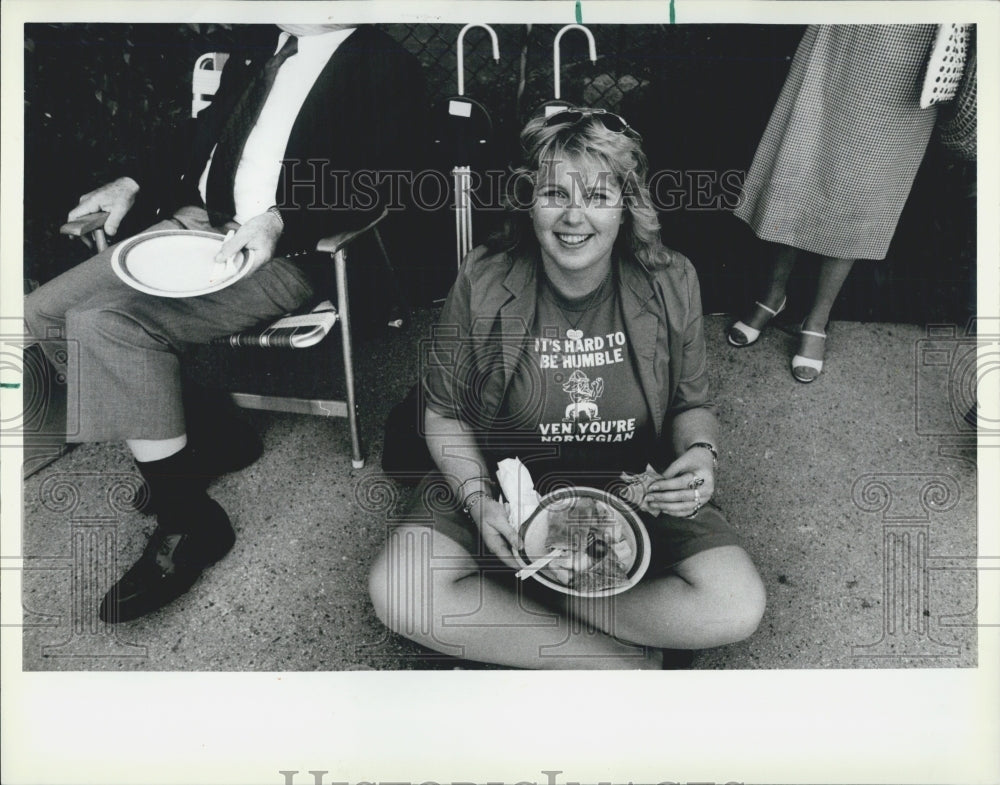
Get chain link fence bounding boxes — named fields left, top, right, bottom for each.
left=386, top=23, right=660, bottom=127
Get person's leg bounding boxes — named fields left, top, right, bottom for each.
left=26, top=215, right=316, bottom=621
left=369, top=525, right=663, bottom=669
left=25, top=222, right=207, bottom=505
left=23, top=217, right=182, bottom=374
left=569, top=545, right=766, bottom=650
left=728, top=243, right=797, bottom=346
left=79, top=261, right=315, bottom=622
left=369, top=527, right=765, bottom=668
left=792, top=255, right=856, bottom=382
left=128, top=435, right=188, bottom=462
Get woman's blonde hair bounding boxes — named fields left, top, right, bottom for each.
left=489, top=109, right=665, bottom=270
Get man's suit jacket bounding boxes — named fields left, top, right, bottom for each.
left=147, top=26, right=426, bottom=254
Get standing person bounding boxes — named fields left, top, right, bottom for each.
left=368, top=109, right=765, bottom=669
left=728, top=25, right=939, bottom=382
left=24, top=24, right=424, bottom=623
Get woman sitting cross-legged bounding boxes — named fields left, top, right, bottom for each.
left=369, top=109, right=765, bottom=669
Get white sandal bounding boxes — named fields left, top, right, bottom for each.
left=727, top=297, right=786, bottom=347
left=791, top=328, right=827, bottom=383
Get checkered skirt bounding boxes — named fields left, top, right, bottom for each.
left=734, top=25, right=938, bottom=261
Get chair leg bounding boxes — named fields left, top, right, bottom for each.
left=372, top=227, right=409, bottom=325
left=335, top=247, right=364, bottom=469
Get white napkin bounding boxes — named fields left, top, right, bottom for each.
left=496, top=457, right=541, bottom=530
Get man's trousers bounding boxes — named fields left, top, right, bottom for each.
left=24, top=206, right=315, bottom=442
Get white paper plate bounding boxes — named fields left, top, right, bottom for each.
left=515, top=486, right=651, bottom=597
left=110, top=230, right=252, bottom=298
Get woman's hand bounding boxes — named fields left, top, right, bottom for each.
left=641, top=447, right=716, bottom=518
left=471, top=498, right=522, bottom=569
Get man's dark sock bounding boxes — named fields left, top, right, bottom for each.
left=134, top=447, right=211, bottom=528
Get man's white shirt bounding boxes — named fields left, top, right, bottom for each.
left=197, top=27, right=356, bottom=224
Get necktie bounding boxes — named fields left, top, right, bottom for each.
left=205, top=35, right=298, bottom=225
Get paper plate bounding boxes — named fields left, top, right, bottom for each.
left=110, top=230, right=252, bottom=298
left=515, top=486, right=651, bottom=598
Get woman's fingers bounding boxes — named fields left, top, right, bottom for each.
left=478, top=501, right=522, bottom=569
left=646, top=472, right=700, bottom=493
left=481, top=527, right=521, bottom=569
left=644, top=476, right=713, bottom=517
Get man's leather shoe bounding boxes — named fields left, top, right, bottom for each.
left=100, top=496, right=235, bottom=623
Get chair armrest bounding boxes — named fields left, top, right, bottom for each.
left=60, top=211, right=110, bottom=238
left=315, top=207, right=389, bottom=255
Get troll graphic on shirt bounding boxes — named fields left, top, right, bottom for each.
left=563, top=369, right=604, bottom=422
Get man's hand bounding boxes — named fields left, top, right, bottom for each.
left=640, top=448, right=716, bottom=518
left=213, top=209, right=283, bottom=276
left=472, top=498, right=522, bottom=570
left=68, top=177, right=139, bottom=239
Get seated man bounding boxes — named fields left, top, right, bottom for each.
left=24, top=23, right=425, bottom=623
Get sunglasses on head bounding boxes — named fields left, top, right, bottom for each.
left=543, top=107, right=642, bottom=140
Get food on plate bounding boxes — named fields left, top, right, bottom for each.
left=531, top=495, right=635, bottom=592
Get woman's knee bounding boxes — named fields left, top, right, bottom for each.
left=368, top=526, right=477, bottom=640
left=366, top=527, right=438, bottom=636
left=725, top=560, right=767, bottom=641
left=678, top=545, right=767, bottom=643
left=367, top=545, right=394, bottom=628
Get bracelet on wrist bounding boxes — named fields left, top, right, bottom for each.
left=461, top=489, right=491, bottom=519
left=687, top=441, right=718, bottom=470
left=456, top=476, right=492, bottom=499
left=266, top=205, right=284, bottom=229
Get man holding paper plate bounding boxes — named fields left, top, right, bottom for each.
left=24, top=24, right=424, bottom=623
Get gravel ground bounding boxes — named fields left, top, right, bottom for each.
left=18, top=312, right=980, bottom=671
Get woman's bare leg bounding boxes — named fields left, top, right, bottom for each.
left=369, top=526, right=660, bottom=669
left=571, top=545, right=766, bottom=650
left=801, top=256, right=857, bottom=348
left=742, top=243, right=798, bottom=331
left=790, top=256, right=855, bottom=381
left=369, top=528, right=764, bottom=669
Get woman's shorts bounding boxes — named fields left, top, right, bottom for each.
left=402, top=472, right=743, bottom=579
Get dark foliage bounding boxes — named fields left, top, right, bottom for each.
left=23, top=23, right=272, bottom=282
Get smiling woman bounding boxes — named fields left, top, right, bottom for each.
left=368, top=106, right=766, bottom=670
left=531, top=156, right=624, bottom=295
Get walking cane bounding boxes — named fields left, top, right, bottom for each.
left=450, top=23, right=500, bottom=270
left=542, top=23, right=597, bottom=117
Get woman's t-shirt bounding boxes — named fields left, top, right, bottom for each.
left=493, top=271, right=655, bottom=494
